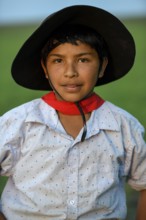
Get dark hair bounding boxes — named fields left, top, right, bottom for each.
left=41, top=24, right=108, bottom=70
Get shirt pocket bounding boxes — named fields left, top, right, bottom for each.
left=95, top=158, right=124, bottom=211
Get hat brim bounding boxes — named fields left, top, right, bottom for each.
left=11, top=5, right=135, bottom=90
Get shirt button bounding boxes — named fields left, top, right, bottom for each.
left=69, top=200, right=75, bottom=205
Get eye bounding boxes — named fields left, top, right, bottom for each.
left=53, top=58, right=63, bottom=63
left=78, top=58, right=89, bottom=63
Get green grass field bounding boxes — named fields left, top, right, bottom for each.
left=0, top=18, right=146, bottom=219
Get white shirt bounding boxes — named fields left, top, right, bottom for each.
left=0, top=98, right=146, bottom=220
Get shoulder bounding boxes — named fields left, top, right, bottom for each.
left=0, top=98, right=43, bottom=126
left=104, top=101, right=145, bottom=133
left=0, top=98, right=57, bottom=133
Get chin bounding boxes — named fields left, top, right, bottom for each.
left=62, top=95, right=83, bottom=103
left=55, top=91, right=87, bottom=102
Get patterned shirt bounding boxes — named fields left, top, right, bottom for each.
left=0, top=98, right=146, bottom=220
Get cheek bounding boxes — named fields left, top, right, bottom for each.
left=89, top=73, right=98, bottom=87
left=46, top=65, right=62, bottom=80
left=79, top=61, right=99, bottom=73
left=82, top=65, right=98, bottom=81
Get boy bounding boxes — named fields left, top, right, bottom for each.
left=0, top=5, right=146, bottom=220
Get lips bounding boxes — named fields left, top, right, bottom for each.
left=62, top=84, right=82, bottom=92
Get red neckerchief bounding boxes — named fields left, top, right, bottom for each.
left=42, top=91, right=104, bottom=115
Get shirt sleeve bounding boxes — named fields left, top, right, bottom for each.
left=0, top=109, right=24, bottom=176
left=125, top=119, right=146, bottom=191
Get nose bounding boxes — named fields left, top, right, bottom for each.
left=64, top=61, right=78, bottom=78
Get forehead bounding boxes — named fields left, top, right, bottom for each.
left=48, top=41, right=98, bottom=55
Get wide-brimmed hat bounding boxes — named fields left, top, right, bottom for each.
left=11, top=5, right=135, bottom=90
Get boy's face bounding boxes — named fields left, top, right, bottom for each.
left=41, top=41, right=108, bottom=102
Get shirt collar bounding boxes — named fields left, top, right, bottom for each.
left=25, top=99, right=120, bottom=137
left=25, top=99, right=58, bottom=131
left=86, top=101, right=120, bottom=138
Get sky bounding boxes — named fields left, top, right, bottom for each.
left=0, top=0, right=146, bottom=25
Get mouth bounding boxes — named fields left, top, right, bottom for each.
left=62, top=84, right=82, bottom=92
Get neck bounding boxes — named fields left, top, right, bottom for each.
left=42, top=91, right=104, bottom=115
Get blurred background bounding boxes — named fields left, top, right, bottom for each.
left=0, top=0, right=146, bottom=24
left=0, top=0, right=146, bottom=219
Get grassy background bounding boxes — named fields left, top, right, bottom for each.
left=0, top=18, right=146, bottom=219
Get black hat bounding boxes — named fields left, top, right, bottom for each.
left=11, top=5, right=135, bottom=90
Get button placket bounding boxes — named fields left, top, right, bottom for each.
left=67, top=146, right=79, bottom=219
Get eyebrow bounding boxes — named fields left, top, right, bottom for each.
left=48, top=52, right=96, bottom=58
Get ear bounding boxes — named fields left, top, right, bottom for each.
left=41, top=59, right=48, bottom=79
left=98, top=57, right=108, bottom=78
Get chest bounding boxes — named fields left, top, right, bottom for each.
left=17, top=123, right=125, bottom=178
left=57, top=113, right=91, bottom=139
left=13, top=126, right=125, bottom=213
